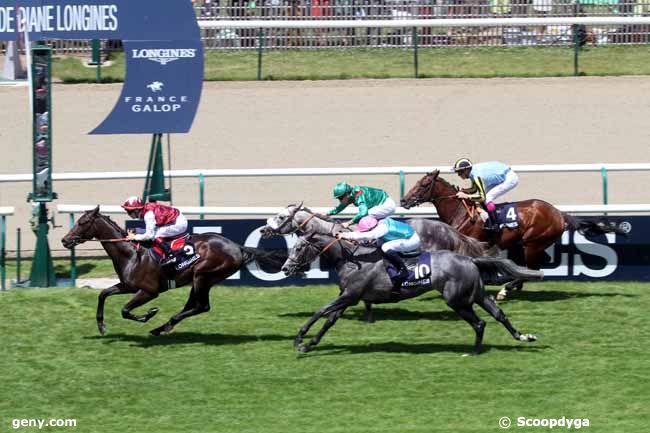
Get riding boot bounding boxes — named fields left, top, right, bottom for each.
left=483, top=210, right=499, bottom=232
left=156, top=240, right=176, bottom=266
left=384, top=250, right=408, bottom=295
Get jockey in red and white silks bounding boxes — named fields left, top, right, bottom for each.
left=122, top=196, right=188, bottom=242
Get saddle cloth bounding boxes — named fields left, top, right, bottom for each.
left=151, top=234, right=201, bottom=272
left=385, top=251, right=432, bottom=290
left=493, top=203, right=519, bottom=229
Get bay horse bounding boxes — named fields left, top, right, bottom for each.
left=61, top=206, right=287, bottom=336
left=401, top=170, right=626, bottom=299
left=282, top=232, right=542, bottom=355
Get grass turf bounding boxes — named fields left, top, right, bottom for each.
left=53, top=45, right=650, bottom=83
left=4, top=257, right=120, bottom=284
left=0, top=281, right=648, bottom=433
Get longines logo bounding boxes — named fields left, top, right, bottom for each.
left=131, top=48, right=197, bottom=65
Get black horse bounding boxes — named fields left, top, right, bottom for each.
left=61, top=206, right=287, bottom=336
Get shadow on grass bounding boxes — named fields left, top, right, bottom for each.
left=280, top=308, right=460, bottom=322
left=305, top=342, right=551, bottom=357
left=85, top=331, right=291, bottom=348
left=496, top=290, right=637, bottom=303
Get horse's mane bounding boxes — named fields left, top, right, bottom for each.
left=432, top=172, right=457, bottom=191
left=98, top=212, right=127, bottom=236
left=310, top=232, right=380, bottom=259
left=295, top=204, right=334, bottom=222
left=288, top=203, right=352, bottom=233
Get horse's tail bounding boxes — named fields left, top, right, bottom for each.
left=562, top=213, right=629, bottom=237
left=240, top=246, right=288, bottom=274
left=472, top=257, right=544, bottom=286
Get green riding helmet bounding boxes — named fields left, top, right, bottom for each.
left=453, top=158, right=473, bottom=172
left=333, top=182, right=353, bottom=198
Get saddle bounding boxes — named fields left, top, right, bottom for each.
left=151, top=234, right=201, bottom=273
left=468, top=202, right=519, bottom=231
left=384, top=251, right=432, bottom=290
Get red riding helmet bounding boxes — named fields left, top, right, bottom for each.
left=121, top=196, right=144, bottom=211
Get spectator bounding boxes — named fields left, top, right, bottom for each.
left=490, top=0, right=512, bottom=15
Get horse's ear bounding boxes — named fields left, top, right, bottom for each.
left=92, top=205, right=100, bottom=215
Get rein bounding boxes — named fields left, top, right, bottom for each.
left=415, top=176, right=478, bottom=227
left=289, top=213, right=316, bottom=234
left=289, top=237, right=358, bottom=271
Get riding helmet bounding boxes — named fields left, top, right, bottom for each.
left=453, top=158, right=473, bottom=172
left=122, top=196, right=144, bottom=210
left=333, top=182, right=353, bottom=198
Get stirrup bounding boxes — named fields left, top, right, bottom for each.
left=160, top=256, right=177, bottom=266
left=483, top=223, right=499, bottom=232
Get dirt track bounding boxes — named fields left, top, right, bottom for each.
left=1, top=76, right=649, bottom=254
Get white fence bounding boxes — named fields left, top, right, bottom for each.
left=198, top=17, right=650, bottom=29
left=198, top=16, right=650, bottom=48
left=2, top=163, right=650, bottom=183
left=58, top=204, right=650, bottom=217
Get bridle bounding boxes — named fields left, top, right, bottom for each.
left=286, top=236, right=358, bottom=272
left=271, top=204, right=340, bottom=236
left=410, top=173, right=477, bottom=226
left=67, top=212, right=128, bottom=245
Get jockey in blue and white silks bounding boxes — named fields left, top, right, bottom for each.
left=453, top=158, right=519, bottom=230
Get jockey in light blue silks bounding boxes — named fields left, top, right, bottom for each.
left=453, top=158, right=519, bottom=231
left=338, top=216, right=420, bottom=291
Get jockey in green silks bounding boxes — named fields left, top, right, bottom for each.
left=328, top=182, right=396, bottom=228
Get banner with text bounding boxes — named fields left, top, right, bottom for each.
left=128, top=216, right=649, bottom=286
left=0, top=0, right=203, bottom=134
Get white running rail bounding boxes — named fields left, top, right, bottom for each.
left=3, top=163, right=650, bottom=183
left=58, top=204, right=650, bottom=216
left=198, top=17, right=650, bottom=30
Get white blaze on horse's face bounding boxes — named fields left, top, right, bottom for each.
left=265, top=215, right=280, bottom=230
left=266, top=207, right=293, bottom=231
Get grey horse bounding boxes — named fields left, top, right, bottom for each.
left=262, top=204, right=491, bottom=322
left=261, top=203, right=488, bottom=257
left=282, top=232, right=542, bottom=355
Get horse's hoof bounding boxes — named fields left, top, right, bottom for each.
left=293, top=337, right=303, bottom=348
left=145, top=307, right=159, bottom=321
left=496, top=289, right=508, bottom=301
left=522, top=334, right=537, bottom=342
left=297, top=345, right=310, bottom=354
left=149, top=327, right=163, bottom=336
left=97, top=322, right=106, bottom=336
